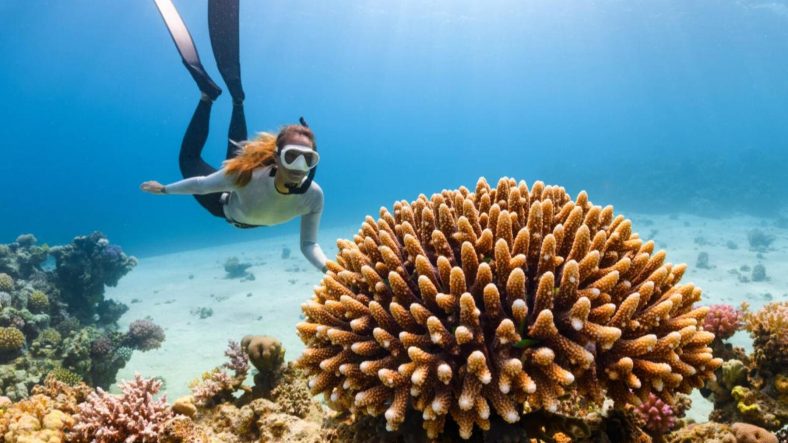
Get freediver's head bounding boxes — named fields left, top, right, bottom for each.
left=274, top=125, right=318, bottom=190
left=222, top=124, right=318, bottom=190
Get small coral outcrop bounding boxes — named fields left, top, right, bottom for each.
left=190, top=340, right=250, bottom=407
left=703, top=304, right=743, bottom=341
left=0, top=273, right=14, bottom=292
left=27, top=290, right=50, bottom=313
left=635, top=392, right=677, bottom=435
left=0, top=326, right=26, bottom=353
left=297, top=177, right=722, bottom=439
left=126, top=319, right=166, bottom=351
left=742, top=301, right=787, bottom=374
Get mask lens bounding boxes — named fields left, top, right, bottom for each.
left=284, top=150, right=300, bottom=163
left=303, top=152, right=318, bottom=166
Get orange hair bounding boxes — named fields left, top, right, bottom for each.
left=223, top=125, right=316, bottom=187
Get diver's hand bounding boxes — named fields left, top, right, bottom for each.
left=140, top=180, right=167, bottom=194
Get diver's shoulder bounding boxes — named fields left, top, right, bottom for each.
left=306, top=181, right=324, bottom=209
left=308, top=180, right=323, bottom=195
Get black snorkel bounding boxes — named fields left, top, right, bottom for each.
left=277, top=116, right=317, bottom=195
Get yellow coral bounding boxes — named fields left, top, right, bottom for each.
left=28, top=290, right=50, bottom=313
left=0, top=273, right=13, bottom=292
left=46, top=368, right=82, bottom=387
left=0, top=327, right=26, bottom=352
left=775, top=374, right=788, bottom=395
left=297, top=177, right=722, bottom=439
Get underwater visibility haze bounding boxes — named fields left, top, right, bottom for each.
left=0, top=1, right=786, bottom=442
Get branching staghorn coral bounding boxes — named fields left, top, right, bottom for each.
left=297, top=177, right=722, bottom=439
left=68, top=373, right=173, bottom=443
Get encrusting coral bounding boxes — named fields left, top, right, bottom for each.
left=0, top=376, right=91, bottom=443
left=296, top=177, right=723, bottom=439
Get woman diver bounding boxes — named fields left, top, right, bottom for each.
left=140, top=0, right=328, bottom=272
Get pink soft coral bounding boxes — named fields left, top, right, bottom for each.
left=68, top=373, right=172, bottom=443
left=704, top=304, right=744, bottom=340
left=636, top=393, right=677, bottom=435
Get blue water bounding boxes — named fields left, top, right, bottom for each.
left=2, top=0, right=787, bottom=257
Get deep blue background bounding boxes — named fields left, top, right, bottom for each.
left=1, top=1, right=787, bottom=256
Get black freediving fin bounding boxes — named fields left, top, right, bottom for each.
left=209, top=0, right=244, bottom=103
left=154, top=0, right=222, bottom=100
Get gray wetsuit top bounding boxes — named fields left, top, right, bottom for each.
left=164, top=165, right=328, bottom=271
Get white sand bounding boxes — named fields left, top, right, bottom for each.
left=108, top=213, right=788, bottom=422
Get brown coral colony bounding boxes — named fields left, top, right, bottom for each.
left=296, top=177, right=723, bottom=439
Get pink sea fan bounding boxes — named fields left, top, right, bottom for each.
left=704, top=304, right=744, bottom=340
left=68, top=373, right=173, bottom=443
left=636, top=393, right=677, bottom=435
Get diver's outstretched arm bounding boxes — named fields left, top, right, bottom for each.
left=154, top=0, right=222, bottom=100
left=299, top=191, right=328, bottom=272
left=162, top=169, right=235, bottom=195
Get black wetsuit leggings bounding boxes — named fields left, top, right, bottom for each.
left=178, top=100, right=247, bottom=218
left=176, top=0, right=247, bottom=219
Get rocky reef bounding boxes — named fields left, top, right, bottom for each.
left=296, top=177, right=723, bottom=440
left=0, top=232, right=164, bottom=400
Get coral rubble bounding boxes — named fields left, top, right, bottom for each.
left=296, top=177, right=722, bottom=439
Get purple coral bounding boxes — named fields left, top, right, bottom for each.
left=126, top=319, right=165, bottom=351
left=91, top=335, right=114, bottom=357
left=704, top=304, right=744, bottom=340
left=223, top=340, right=249, bottom=377
left=636, top=393, right=677, bottom=435
left=69, top=373, right=173, bottom=442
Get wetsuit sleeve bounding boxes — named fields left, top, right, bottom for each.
left=164, top=169, right=236, bottom=195
left=300, top=187, right=328, bottom=272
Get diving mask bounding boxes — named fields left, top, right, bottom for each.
left=279, top=144, right=320, bottom=172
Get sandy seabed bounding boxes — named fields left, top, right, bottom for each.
left=107, top=213, right=788, bottom=423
